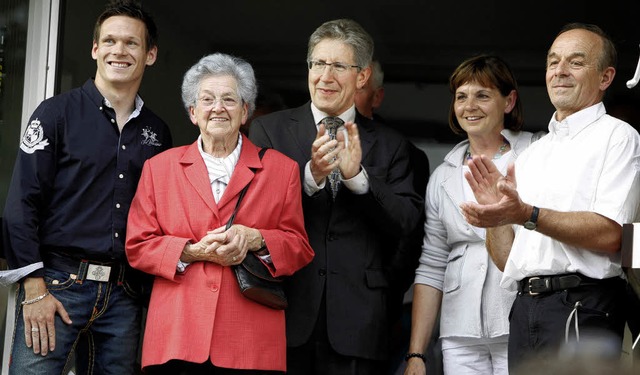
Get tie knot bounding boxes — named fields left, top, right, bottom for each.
left=321, top=116, right=344, bottom=131
left=321, top=117, right=343, bottom=140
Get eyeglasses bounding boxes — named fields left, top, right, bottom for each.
left=198, top=95, right=240, bottom=109
left=308, top=60, right=360, bottom=74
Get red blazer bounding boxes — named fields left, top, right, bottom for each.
left=126, top=136, right=314, bottom=371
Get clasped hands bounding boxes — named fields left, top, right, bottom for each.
left=460, top=155, right=529, bottom=227
left=310, top=121, right=362, bottom=185
left=182, top=224, right=262, bottom=266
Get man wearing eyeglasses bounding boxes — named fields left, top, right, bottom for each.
left=249, top=18, right=423, bottom=375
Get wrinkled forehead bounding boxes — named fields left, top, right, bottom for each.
left=311, top=39, right=356, bottom=63
left=548, top=29, right=601, bottom=60
left=197, top=75, right=239, bottom=96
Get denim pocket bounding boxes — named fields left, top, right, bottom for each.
left=43, top=268, right=76, bottom=291
left=120, top=277, right=143, bottom=300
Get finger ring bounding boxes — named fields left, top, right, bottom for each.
left=31, top=327, right=39, bottom=332
left=232, top=256, right=237, bottom=262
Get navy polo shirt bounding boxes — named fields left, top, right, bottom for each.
left=2, top=79, right=172, bottom=276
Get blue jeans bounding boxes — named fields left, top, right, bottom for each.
left=10, top=266, right=144, bottom=375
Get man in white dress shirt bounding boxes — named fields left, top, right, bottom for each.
left=460, top=22, right=640, bottom=372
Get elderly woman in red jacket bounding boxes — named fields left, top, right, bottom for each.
left=126, top=53, right=314, bottom=374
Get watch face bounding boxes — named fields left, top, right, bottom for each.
left=524, top=206, right=539, bottom=230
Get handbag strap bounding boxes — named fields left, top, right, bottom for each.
left=225, top=147, right=268, bottom=230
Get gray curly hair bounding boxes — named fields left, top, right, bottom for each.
left=181, top=53, right=257, bottom=117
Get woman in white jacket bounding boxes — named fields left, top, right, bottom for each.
left=405, top=55, right=545, bottom=375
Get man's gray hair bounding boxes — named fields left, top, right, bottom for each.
left=307, top=19, right=374, bottom=69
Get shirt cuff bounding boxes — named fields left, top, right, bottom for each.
left=257, top=253, right=273, bottom=264
left=342, top=166, right=369, bottom=194
left=0, top=262, right=44, bottom=287
left=304, top=161, right=323, bottom=196
left=176, top=260, right=190, bottom=273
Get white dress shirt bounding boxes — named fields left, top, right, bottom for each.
left=502, top=103, right=640, bottom=290
left=199, top=134, right=242, bottom=203
left=303, top=103, right=369, bottom=197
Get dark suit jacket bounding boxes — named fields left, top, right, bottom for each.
left=249, top=103, right=423, bottom=360
left=386, top=143, right=430, bottom=323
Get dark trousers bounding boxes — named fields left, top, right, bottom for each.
left=508, top=277, right=626, bottom=373
left=287, top=294, right=387, bottom=375
left=145, top=360, right=283, bottom=375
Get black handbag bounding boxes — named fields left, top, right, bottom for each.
left=226, top=148, right=287, bottom=310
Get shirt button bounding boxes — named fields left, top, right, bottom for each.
left=119, top=174, right=124, bottom=179
left=211, top=285, right=219, bottom=292
left=110, top=119, right=115, bottom=123
left=114, top=232, right=119, bottom=238
left=318, top=268, right=327, bottom=276
left=99, top=106, right=103, bottom=111
left=121, top=145, right=126, bottom=150
left=115, top=203, right=121, bottom=209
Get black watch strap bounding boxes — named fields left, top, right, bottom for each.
left=524, top=206, right=539, bottom=230
left=404, top=352, right=426, bottom=362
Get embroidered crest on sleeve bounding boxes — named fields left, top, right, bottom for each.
left=20, top=118, right=50, bottom=154
left=141, top=126, right=162, bottom=147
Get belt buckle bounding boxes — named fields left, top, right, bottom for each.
left=527, top=276, right=541, bottom=296
left=86, top=264, right=111, bottom=282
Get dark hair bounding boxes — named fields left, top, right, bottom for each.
left=556, top=22, right=617, bottom=72
left=93, top=0, right=158, bottom=51
left=447, top=55, right=524, bottom=135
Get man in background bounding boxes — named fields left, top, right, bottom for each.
left=355, top=59, right=438, bottom=375
left=355, top=59, right=385, bottom=121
